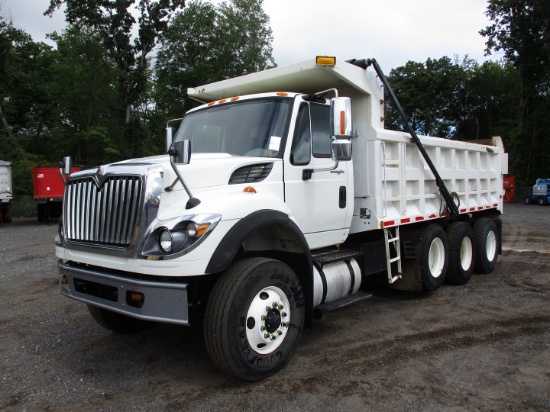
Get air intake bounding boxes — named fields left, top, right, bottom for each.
left=229, top=163, right=273, bottom=184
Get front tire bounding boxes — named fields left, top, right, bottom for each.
left=419, top=224, right=448, bottom=291
left=473, top=218, right=499, bottom=274
left=204, top=258, right=305, bottom=381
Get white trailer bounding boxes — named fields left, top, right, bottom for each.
left=56, top=57, right=507, bottom=381
left=0, top=160, right=13, bottom=224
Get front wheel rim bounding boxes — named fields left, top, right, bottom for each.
left=246, top=286, right=290, bottom=355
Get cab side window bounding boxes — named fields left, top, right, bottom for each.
left=291, top=102, right=331, bottom=165
left=311, top=104, right=331, bottom=158
left=290, top=103, right=311, bottom=165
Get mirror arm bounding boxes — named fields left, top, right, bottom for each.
left=165, top=148, right=201, bottom=209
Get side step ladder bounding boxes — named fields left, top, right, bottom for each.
left=384, top=227, right=402, bottom=283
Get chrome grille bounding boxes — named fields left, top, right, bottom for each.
left=65, top=176, right=142, bottom=247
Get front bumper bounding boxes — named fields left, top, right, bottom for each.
left=58, top=260, right=189, bottom=325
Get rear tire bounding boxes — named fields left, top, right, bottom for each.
left=87, top=305, right=151, bottom=334
left=419, top=224, right=448, bottom=291
left=204, top=258, right=305, bottom=381
left=445, top=222, right=474, bottom=285
left=2, top=204, right=12, bottom=223
left=473, top=218, right=499, bottom=274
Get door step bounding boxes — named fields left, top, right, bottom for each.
left=312, top=249, right=364, bottom=264
left=315, top=291, right=373, bottom=313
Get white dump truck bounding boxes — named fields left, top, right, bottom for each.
left=56, top=57, right=507, bottom=381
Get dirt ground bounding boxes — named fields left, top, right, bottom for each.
left=1, top=202, right=549, bottom=411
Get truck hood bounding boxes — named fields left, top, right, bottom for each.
left=117, top=153, right=278, bottom=190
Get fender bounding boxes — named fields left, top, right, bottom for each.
left=206, top=209, right=310, bottom=273
left=206, top=209, right=315, bottom=325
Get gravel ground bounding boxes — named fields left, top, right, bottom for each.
left=0, top=202, right=549, bottom=411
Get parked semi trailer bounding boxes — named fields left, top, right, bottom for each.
left=56, top=57, right=508, bottom=381
left=0, top=160, right=13, bottom=224
left=33, top=165, right=81, bottom=221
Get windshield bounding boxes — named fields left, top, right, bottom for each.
left=174, top=98, right=292, bottom=158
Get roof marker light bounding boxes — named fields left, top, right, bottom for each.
left=316, top=56, right=336, bottom=66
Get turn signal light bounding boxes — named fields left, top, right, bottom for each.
left=127, top=291, right=145, bottom=308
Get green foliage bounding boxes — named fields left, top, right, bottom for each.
left=387, top=57, right=469, bottom=137
left=10, top=195, right=36, bottom=219
left=45, top=0, right=186, bottom=150
left=480, top=0, right=550, bottom=184
left=154, top=0, right=275, bottom=120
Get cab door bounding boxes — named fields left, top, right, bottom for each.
left=284, top=100, right=352, bottom=248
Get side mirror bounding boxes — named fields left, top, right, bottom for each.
left=59, top=156, right=73, bottom=184
left=169, top=140, right=191, bottom=165
left=330, top=97, right=352, bottom=138
left=332, top=139, right=352, bottom=161
left=166, top=127, right=174, bottom=152
left=62, top=156, right=73, bottom=175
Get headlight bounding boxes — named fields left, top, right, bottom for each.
left=142, top=214, right=221, bottom=259
left=159, top=229, right=173, bottom=253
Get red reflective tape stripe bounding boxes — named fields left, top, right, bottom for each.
left=470, top=207, right=475, bottom=211
left=429, top=214, right=436, bottom=219
left=401, top=218, right=410, bottom=224
left=383, top=220, right=395, bottom=227
left=416, top=216, right=424, bottom=221
left=460, top=208, right=467, bottom=213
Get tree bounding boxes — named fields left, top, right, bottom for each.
left=0, top=16, right=52, bottom=157
left=153, top=0, right=275, bottom=145
left=45, top=0, right=186, bottom=156
left=386, top=57, right=469, bottom=138
left=480, top=0, right=550, bottom=183
left=215, top=0, right=275, bottom=78
left=46, top=27, right=122, bottom=166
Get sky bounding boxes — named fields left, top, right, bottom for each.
left=2, top=0, right=499, bottom=71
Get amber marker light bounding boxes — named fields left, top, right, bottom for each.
left=60, top=275, right=68, bottom=285
left=127, top=291, right=145, bottom=308
left=340, top=111, right=346, bottom=135
left=243, top=186, right=257, bottom=194
left=231, top=97, right=239, bottom=101
left=316, top=56, right=336, bottom=66
left=276, top=92, right=288, bottom=97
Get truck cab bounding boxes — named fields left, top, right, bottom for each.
left=171, top=91, right=354, bottom=248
